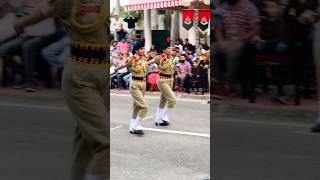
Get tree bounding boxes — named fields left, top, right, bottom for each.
left=119, top=6, right=143, bottom=19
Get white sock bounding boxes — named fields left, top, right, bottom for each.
left=162, top=106, right=170, bottom=122
left=155, top=107, right=164, bottom=123
left=135, top=117, right=143, bottom=130
left=129, top=118, right=136, bottom=131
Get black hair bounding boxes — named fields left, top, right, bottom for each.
left=132, top=42, right=144, bottom=54
left=162, top=43, right=171, bottom=50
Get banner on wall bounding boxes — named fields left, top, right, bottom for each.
left=198, top=9, right=210, bottom=32
left=182, top=9, right=194, bottom=31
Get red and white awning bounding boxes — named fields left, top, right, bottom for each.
left=124, top=0, right=207, bottom=12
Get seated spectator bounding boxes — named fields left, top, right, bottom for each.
left=122, top=71, right=132, bottom=89
left=183, top=38, right=195, bottom=53
left=190, top=52, right=210, bottom=94
left=41, top=35, right=70, bottom=88
left=150, top=45, right=157, bottom=54
left=129, top=35, right=137, bottom=53
left=174, top=39, right=184, bottom=52
left=251, top=0, right=289, bottom=56
left=286, top=0, right=319, bottom=98
left=110, top=52, right=130, bottom=90
left=110, top=40, right=119, bottom=63
left=147, top=61, right=159, bottom=92
left=175, top=54, right=192, bottom=92
left=118, top=38, right=130, bottom=55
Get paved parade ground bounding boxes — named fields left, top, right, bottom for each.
left=0, top=90, right=210, bottom=180
left=213, top=102, right=320, bottom=180
left=3, top=88, right=320, bottom=180
left=110, top=93, right=210, bottom=180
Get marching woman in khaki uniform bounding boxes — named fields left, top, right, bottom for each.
left=0, top=0, right=109, bottom=180
left=115, top=43, right=148, bottom=135
left=148, top=44, right=176, bottom=126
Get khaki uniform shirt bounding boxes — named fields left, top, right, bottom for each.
left=154, top=53, right=174, bottom=75
left=40, top=0, right=108, bottom=44
left=125, top=55, right=147, bottom=77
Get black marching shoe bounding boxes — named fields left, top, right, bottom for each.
left=130, top=129, right=144, bottom=135
left=311, top=123, right=320, bottom=133
left=155, top=120, right=170, bottom=126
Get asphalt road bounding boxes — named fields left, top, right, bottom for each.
left=2, top=91, right=320, bottom=180
left=212, top=103, right=320, bottom=180
left=0, top=93, right=210, bottom=180
left=0, top=94, right=73, bottom=180
left=110, top=93, right=210, bottom=180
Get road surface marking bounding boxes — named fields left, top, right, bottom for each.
left=110, top=93, right=207, bottom=103
left=215, top=118, right=311, bottom=127
left=143, top=116, right=153, bottom=120
left=111, top=125, right=123, bottom=131
left=141, top=127, right=210, bottom=138
left=293, top=130, right=320, bottom=136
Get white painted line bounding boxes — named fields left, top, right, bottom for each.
left=0, top=102, right=68, bottom=111
left=143, top=116, right=153, bottom=121
left=216, top=118, right=311, bottom=128
left=111, top=125, right=123, bottom=131
left=141, top=127, right=210, bottom=138
left=110, top=93, right=207, bottom=103
left=293, top=130, right=320, bottom=136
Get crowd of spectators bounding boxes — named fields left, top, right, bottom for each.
left=212, top=0, right=320, bottom=104
left=110, top=38, right=210, bottom=94
left=0, top=0, right=69, bottom=92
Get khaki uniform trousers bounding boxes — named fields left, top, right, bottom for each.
left=157, top=78, right=176, bottom=109
left=62, top=59, right=109, bottom=180
left=130, top=80, right=148, bottom=119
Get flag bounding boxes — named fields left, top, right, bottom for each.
left=198, top=9, right=210, bottom=32
left=182, top=9, right=194, bottom=31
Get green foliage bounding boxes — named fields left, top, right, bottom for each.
left=119, top=6, right=143, bottom=19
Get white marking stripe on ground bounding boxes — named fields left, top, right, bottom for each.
left=293, top=130, right=320, bottom=136
left=141, top=127, right=210, bottom=138
left=216, top=118, right=311, bottom=128
left=143, top=116, right=153, bottom=120
left=110, top=125, right=123, bottom=131
left=0, top=102, right=68, bottom=111
left=110, top=93, right=208, bottom=103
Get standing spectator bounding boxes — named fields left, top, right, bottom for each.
left=214, top=0, right=260, bottom=97
left=116, top=25, right=127, bottom=42
left=113, top=15, right=122, bottom=41
left=124, top=14, right=139, bottom=35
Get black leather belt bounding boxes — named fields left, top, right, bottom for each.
left=132, top=76, right=146, bottom=81
left=70, top=42, right=108, bottom=64
left=159, top=73, right=173, bottom=78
